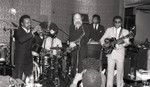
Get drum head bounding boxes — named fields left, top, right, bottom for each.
left=32, top=51, right=39, bottom=56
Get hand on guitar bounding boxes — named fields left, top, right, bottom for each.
left=103, top=38, right=111, bottom=47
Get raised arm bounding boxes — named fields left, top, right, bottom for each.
left=14, top=29, right=33, bottom=43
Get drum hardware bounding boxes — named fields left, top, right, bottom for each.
left=32, top=44, right=42, bottom=57
left=33, top=61, right=41, bottom=82
left=50, top=47, right=64, bottom=50
left=32, top=44, right=73, bottom=86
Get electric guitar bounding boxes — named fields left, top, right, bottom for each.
left=103, top=32, right=134, bottom=54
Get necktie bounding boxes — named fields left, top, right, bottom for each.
left=95, top=24, right=97, bottom=30
left=51, top=38, right=54, bottom=54
left=51, top=38, right=54, bottom=48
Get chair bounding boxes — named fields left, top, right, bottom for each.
left=0, top=58, right=6, bottom=75
left=0, top=46, right=7, bottom=75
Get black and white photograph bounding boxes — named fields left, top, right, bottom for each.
left=0, top=0, right=150, bottom=87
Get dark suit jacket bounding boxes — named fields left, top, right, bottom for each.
left=69, top=24, right=90, bottom=46
left=69, top=24, right=90, bottom=73
left=32, top=32, right=44, bottom=46
left=14, top=27, right=34, bottom=77
left=89, top=23, right=105, bottom=41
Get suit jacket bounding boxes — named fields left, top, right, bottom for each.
left=100, top=27, right=130, bottom=57
left=69, top=24, right=90, bottom=46
left=69, top=24, right=90, bottom=73
left=32, top=32, right=44, bottom=46
left=14, top=27, right=34, bottom=76
left=89, top=23, right=105, bottom=41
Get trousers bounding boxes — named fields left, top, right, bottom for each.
left=106, top=49, right=125, bottom=87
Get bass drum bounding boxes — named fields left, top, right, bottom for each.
left=46, top=57, right=63, bottom=80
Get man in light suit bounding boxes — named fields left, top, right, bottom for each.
left=100, top=16, right=130, bottom=87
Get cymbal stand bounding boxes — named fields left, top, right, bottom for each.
left=53, top=48, right=61, bottom=87
left=38, top=35, right=48, bottom=81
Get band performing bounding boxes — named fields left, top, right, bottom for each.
left=0, top=12, right=138, bottom=87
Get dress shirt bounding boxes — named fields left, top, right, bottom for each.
left=42, top=37, right=62, bottom=55
left=22, top=27, right=30, bottom=33
left=93, top=24, right=99, bottom=30
left=114, top=27, right=121, bottom=39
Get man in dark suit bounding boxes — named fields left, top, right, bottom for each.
left=13, top=15, right=40, bottom=81
left=69, top=13, right=90, bottom=77
left=89, top=14, right=105, bottom=41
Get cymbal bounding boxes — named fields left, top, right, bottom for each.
left=50, top=47, right=63, bottom=50
left=0, top=43, right=7, bottom=45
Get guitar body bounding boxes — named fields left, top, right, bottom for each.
left=103, top=32, right=134, bottom=54
left=103, top=37, right=116, bottom=54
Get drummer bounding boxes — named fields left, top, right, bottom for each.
left=42, top=23, right=62, bottom=56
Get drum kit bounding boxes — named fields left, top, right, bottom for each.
left=32, top=44, right=72, bottom=87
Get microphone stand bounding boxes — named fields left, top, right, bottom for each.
left=4, top=28, right=16, bottom=68
left=10, top=29, right=15, bottom=67
left=58, top=29, right=69, bottom=37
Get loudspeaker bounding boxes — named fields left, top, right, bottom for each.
left=124, top=57, right=131, bottom=76
left=136, top=49, right=148, bottom=70
left=81, top=14, right=89, bottom=24
left=87, top=44, right=101, bottom=60
left=124, top=48, right=148, bottom=77
left=147, top=50, right=150, bottom=70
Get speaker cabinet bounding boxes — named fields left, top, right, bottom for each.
left=124, top=48, right=148, bottom=76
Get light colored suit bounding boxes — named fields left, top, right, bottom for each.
left=100, top=27, right=130, bottom=87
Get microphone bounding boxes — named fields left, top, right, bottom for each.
left=3, top=27, right=17, bottom=31
left=32, top=19, right=48, bottom=29
left=32, top=19, right=41, bottom=23
left=11, top=22, right=19, bottom=28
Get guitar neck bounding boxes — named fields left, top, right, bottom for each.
left=117, top=34, right=130, bottom=42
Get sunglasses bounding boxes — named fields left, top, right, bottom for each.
left=114, top=21, right=121, bottom=23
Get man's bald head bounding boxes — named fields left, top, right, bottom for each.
left=82, top=69, right=101, bottom=87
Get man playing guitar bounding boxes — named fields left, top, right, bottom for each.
left=100, top=16, right=130, bottom=87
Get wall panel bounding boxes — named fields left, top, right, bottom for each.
left=0, top=0, right=120, bottom=43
